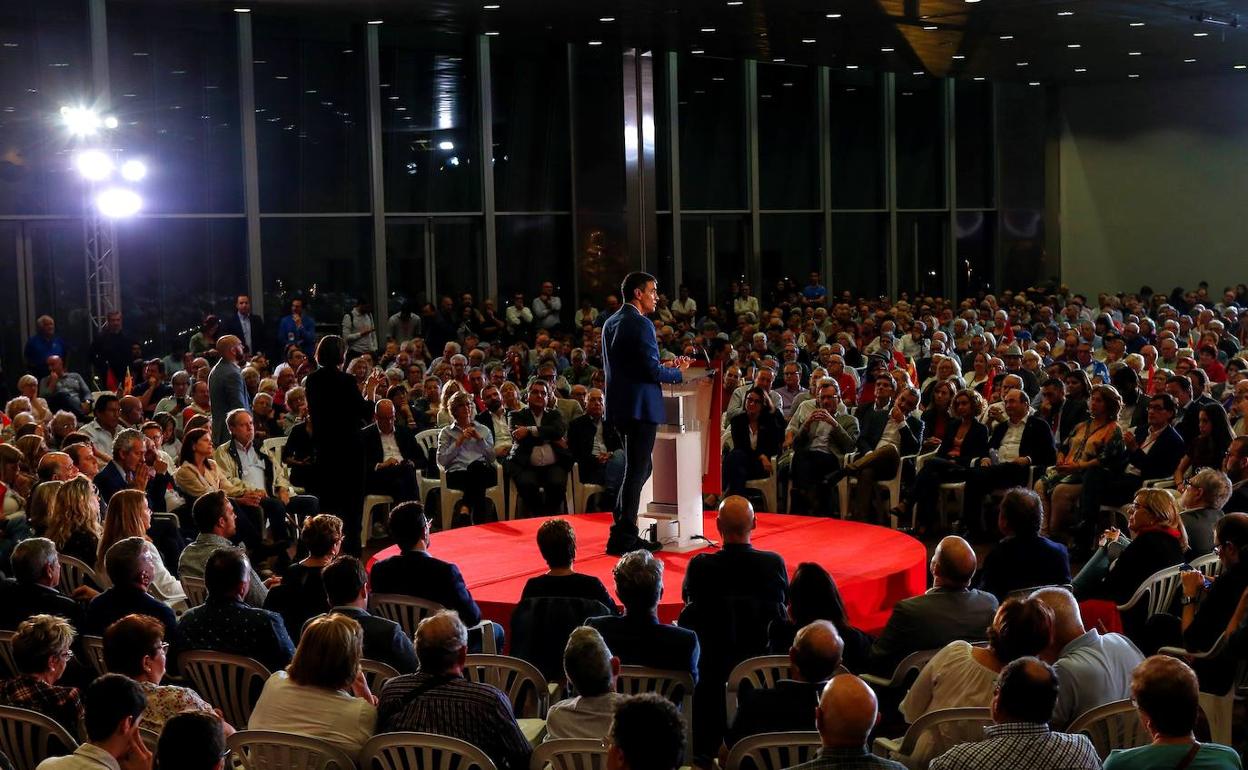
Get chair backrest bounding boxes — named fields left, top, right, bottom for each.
left=361, top=658, right=401, bottom=694
left=616, top=666, right=695, bottom=757
left=529, top=739, right=606, bottom=770
left=368, top=594, right=443, bottom=639
left=182, top=575, right=208, bottom=608
left=80, top=635, right=107, bottom=675
left=508, top=596, right=613, bottom=682
left=179, top=650, right=272, bottom=728
left=228, top=729, right=357, bottom=770
left=361, top=731, right=498, bottom=770
left=887, top=648, right=941, bottom=689
left=892, top=707, right=992, bottom=760
left=139, top=728, right=161, bottom=754
left=1006, top=583, right=1074, bottom=600
left=463, top=654, right=549, bottom=718
left=1117, top=564, right=1184, bottom=617
left=1189, top=552, right=1223, bottom=579
left=260, top=436, right=288, bottom=462
left=0, top=632, right=16, bottom=679
left=1068, top=699, right=1152, bottom=760
left=724, top=731, right=822, bottom=770
left=414, top=429, right=441, bottom=470
left=725, top=655, right=791, bottom=723
left=0, top=705, right=79, bottom=770
left=56, top=554, right=97, bottom=595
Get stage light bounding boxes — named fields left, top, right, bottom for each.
left=61, top=106, right=101, bottom=137
left=75, top=150, right=114, bottom=181
left=103, top=116, right=119, bottom=129
left=96, top=187, right=142, bottom=218
left=438, top=140, right=455, bottom=150
left=120, top=159, right=147, bottom=181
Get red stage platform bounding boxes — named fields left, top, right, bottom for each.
left=367, top=512, right=927, bottom=635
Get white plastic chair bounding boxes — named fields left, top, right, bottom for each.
left=1068, top=699, right=1152, bottom=760
left=744, top=456, right=781, bottom=512
left=1189, top=552, right=1223, bottom=579
left=724, top=731, right=822, bottom=770
left=80, top=635, right=107, bottom=675
left=437, top=462, right=506, bottom=531
left=615, top=666, right=695, bottom=760
left=912, top=450, right=966, bottom=530
left=566, top=462, right=606, bottom=514
left=181, top=574, right=208, bottom=608
left=861, top=648, right=942, bottom=690
left=56, top=554, right=98, bottom=595
left=0, top=705, right=79, bottom=770
left=725, top=655, right=791, bottom=723
left=0, top=631, right=16, bottom=678
left=1116, top=564, right=1185, bottom=619
left=838, top=449, right=928, bottom=526
left=362, top=494, right=396, bottom=544
left=872, top=706, right=992, bottom=768
left=464, top=654, right=549, bottom=744
left=179, top=650, right=272, bottom=729
left=1158, top=632, right=1245, bottom=746
left=414, top=428, right=442, bottom=507
left=361, top=731, right=498, bottom=770
left=530, top=738, right=606, bottom=770
left=368, top=594, right=498, bottom=654
left=361, top=658, right=401, bottom=694
left=228, top=730, right=356, bottom=770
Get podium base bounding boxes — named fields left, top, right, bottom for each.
left=640, top=509, right=705, bottom=553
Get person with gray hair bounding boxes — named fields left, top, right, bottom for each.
left=587, top=550, right=700, bottom=682
left=95, top=427, right=172, bottom=510
left=83, top=537, right=178, bottom=640
left=0, top=614, right=82, bottom=735
left=0, top=538, right=85, bottom=629
left=544, top=626, right=625, bottom=741
left=1179, top=467, right=1231, bottom=555
left=377, top=609, right=532, bottom=770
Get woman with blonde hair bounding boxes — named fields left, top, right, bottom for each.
left=25, top=479, right=62, bottom=536
left=16, top=376, right=52, bottom=426
left=14, top=433, right=47, bottom=475
left=46, top=475, right=101, bottom=564
left=97, top=489, right=186, bottom=608
left=248, top=613, right=377, bottom=758
left=435, top=379, right=467, bottom=427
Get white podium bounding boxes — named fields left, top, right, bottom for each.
left=638, top=366, right=715, bottom=551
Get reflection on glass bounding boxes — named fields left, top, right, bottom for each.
left=679, top=55, right=746, bottom=210
left=491, top=38, right=569, bottom=212
left=831, top=214, right=886, bottom=300
left=261, top=217, right=373, bottom=326
left=895, top=74, right=944, bottom=210
left=956, top=211, right=994, bottom=297
left=761, top=215, right=822, bottom=298
left=27, top=223, right=93, bottom=372
left=955, top=80, right=993, bottom=209
left=497, top=216, right=570, bottom=301
left=758, top=63, right=818, bottom=209
left=897, top=212, right=946, bottom=297
left=830, top=71, right=884, bottom=210
left=385, top=222, right=427, bottom=315
left=432, top=219, right=484, bottom=303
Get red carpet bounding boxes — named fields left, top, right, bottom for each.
left=367, top=512, right=927, bottom=636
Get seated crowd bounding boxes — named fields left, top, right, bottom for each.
left=1, top=279, right=1247, bottom=768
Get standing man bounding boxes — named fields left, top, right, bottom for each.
left=220, top=293, right=268, bottom=357
left=602, top=272, right=690, bottom=555
left=208, top=335, right=250, bottom=445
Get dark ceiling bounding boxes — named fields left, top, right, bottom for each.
left=146, top=0, right=1248, bottom=83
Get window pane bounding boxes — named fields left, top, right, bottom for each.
left=385, top=222, right=427, bottom=315
left=108, top=4, right=242, bottom=214
left=758, top=63, right=818, bottom=209
left=0, top=0, right=91, bottom=215
left=679, top=56, right=745, bottom=210
left=998, top=83, right=1049, bottom=289
left=381, top=27, right=480, bottom=213
left=895, top=74, right=945, bottom=210
left=898, top=212, right=947, bottom=297
left=679, top=216, right=709, bottom=311
left=497, top=215, right=571, bottom=309
left=261, top=217, right=372, bottom=330
left=830, top=71, right=884, bottom=210
left=432, top=219, right=484, bottom=304
left=116, top=218, right=247, bottom=354
left=573, top=44, right=627, bottom=305
left=831, top=214, right=886, bottom=300
left=956, top=211, right=995, bottom=297
left=254, top=17, right=368, bottom=212
left=760, top=214, right=822, bottom=302
left=492, top=38, right=569, bottom=212
left=28, top=222, right=96, bottom=376
left=955, top=80, right=993, bottom=209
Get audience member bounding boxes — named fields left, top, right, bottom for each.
left=154, top=711, right=227, bottom=770
left=362, top=398, right=421, bottom=503
left=264, top=513, right=341, bottom=639
left=96, top=489, right=185, bottom=609
left=567, top=387, right=625, bottom=507
left=315, top=555, right=418, bottom=673
left=683, top=495, right=788, bottom=607
left=34, top=674, right=148, bottom=770
left=507, top=379, right=569, bottom=515
left=437, top=390, right=498, bottom=521
left=46, top=474, right=101, bottom=565
left=784, top=674, right=906, bottom=770
left=605, top=693, right=686, bottom=770
left=543, top=626, right=625, bottom=741
left=768, top=562, right=874, bottom=672
left=178, top=491, right=274, bottom=607
left=834, top=385, right=923, bottom=520
left=959, top=388, right=1057, bottom=531
left=213, top=407, right=309, bottom=543
left=0, top=538, right=85, bottom=629
left=723, top=386, right=785, bottom=498
left=80, top=393, right=121, bottom=461
left=520, top=518, right=617, bottom=610
left=927, top=657, right=1099, bottom=770
left=0, top=614, right=82, bottom=734
left=208, top=335, right=250, bottom=445
left=376, top=610, right=531, bottom=770
left=1179, top=468, right=1231, bottom=556
left=975, top=488, right=1071, bottom=601
left=785, top=380, right=859, bottom=515
left=83, top=537, right=178, bottom=639
left=1223, top=435, right=1248, bottom=511
left=1034, top=383, right=1125, bottom=538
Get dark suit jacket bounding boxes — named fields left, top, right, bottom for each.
left=727, top=413, right=785, bottom=460
left=988, top=414, right=1058, bottom=467
left=935, top=419, right=990, bottom=466
left=1124, top=424, right=1186, bottom=480
left=0, top=580, right=83, bottom=630
left=506, top=408, right=570, bottom=468
left=855, top=408, right=924, bottom=456
left=586, top=613, right=701, bottom=684
left=868, top=587, right=999, bottom=675
left=1046, top=398, right=1089, bottom=444
left=1086, top=529, right=1184, bottom=607
left=1224, top=481, right=1248, bottom=513
left=84, top=585, right=179, bottom=641
left=683, top=543, right=788, bottom=607
left=725, top=679, right=821, bottom=747
left=317, top=606, right=419, bottom=674
left=219, top=313, right=268, bottom=356
left=370, top=550, right=482, bottom=626
left=362, top=423, right=421, bottom=474
left=1177, top=401, right=1204, bottom=445
left=568, top=415, right=622, bottom=471
left=94, top=460, right=173, bottom=513
left=208, top=360, right=249, bottom=445
left=975, top=534, right=1071, bottom=601
left=601, top=304, right=683, bottom=425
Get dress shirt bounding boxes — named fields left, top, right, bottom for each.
left=532, top=295, right=562, bottom=330
left=0, top=675, right=81, bottom=734
left=342, top=309, right=377, bottom=353
left=234, top=441, right=266, bottom=491
left=249, top=671, right=376, bottom=759
left=177, top=597, right=295, bottom=673
left=590, top=419, right=608, bottom=456
left=1050, top=629, right=1143, bottom=729
left=929, top=722, right=1100, bottom=770
left=40, top=372, right=92, bottom=412
left=776, top=385, right=805, bottom=419
left=544, top=692, right=626, bottom=741
left=786, top=746, right=907, bottom=770
left=996, top=419, right=1027, bottom=461
left=876, top=416, right=902, bottom=451
left=379, top=430, right=402, bottom=463
left=177, top=533, right=268, bottom=606
left=34, top=743, right=120, bottom=770
left=377, top=672, right=532, bottom=770
left=80, top=420, right=117, bottom=459
left=486, top=410, right=512, bottom=453
left=437, top=422, right=495, bottom=472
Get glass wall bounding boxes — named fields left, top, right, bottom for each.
left=492, top=38, right=570, bottom=213
left=829, top=71, right=885, bottom=210
left=679, top=55, right=746, bottom=211
left=757, top=63, right=818, bottom=211
left=260, top=217, right=372, bottom=329
left=895, top=74, right=945, bottom=210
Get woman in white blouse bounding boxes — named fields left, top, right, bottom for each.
left=173, top=427, right=228, bottom=498
left=96, top=489, right=186, bottom=610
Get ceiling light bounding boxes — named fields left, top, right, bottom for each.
left=485, top=30, right=500, bottom=35
left=1075, top=67, right=1087, bottom=72
left=588, top=40, right=603, bottom=46
left=773, top=57, right=785, bottom=62
left=120, top=159, right=147, bottom=181
left=483, top=3, right=500, bottom=7
left=1129, top=73, right=1140, bottom=78
left=1194, top=32, right=1210, bottom=37
left=366, top=19, right=383, bottom=25
left=999, top=35, right=1014, bottom=40
left=802, top=38, right=816, bottom=43
left=881, top=47, right=894, bottom=52
left=1236, top=64, right=1248, bottom=69
left=923, top=25, right=938, bottom=30
left=701, top=27, right=716, bottom=33
left=952, top=54, right=965, bottom=60
left=965, top=0, right=981, bottom=3
left=1129, top=22, right=1145, bottom=27
left=691, top=49, right=705, bottom=54
left=1016, top=61, right=1029, bottom=66
left=845, top=65, right=858, bottom=69
left=75, top=150, right=113, bottom=181
left=1129, top=51, right=1142, bottom=56
left=1184, top=58, right=1197, bottom=63
left=1057, top=10, right=1074, bottom=16
left=726, top=1, right=743, bottom=5
left=826, top=13, right=842, bottom=18
left=95, top=188, right=141, bottom=218
left=973, top=76, right=985, bottom=81
left=233, top=7, right=251, bottom=12
left=599, top=16, right=615, bottom=21
left=1029, top=81, right=1041, bottom=86
left=438, top=141, right=455, bottom=150
left=1067, top=43, right=1081, bottom=48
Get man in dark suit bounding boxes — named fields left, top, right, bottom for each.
left=218, top=294, right=268, bottom=358
left=1081, top=392, right=1186, bottom=513
left=959, top=388, right=1057, bottom=528
left=1037, top=377, right=1088, bottom=444
left=208, top=335, right=250, bottom=446
left=568, top=387, right=624, bottom=507
left=362, top=398, right=421, bottom=503
left=601, top=271, right=690, bottom=555
left=586, top=549, right=700, bottom=682
left=683, top=495, right=788, bottom=607
left=0, top=538, right=85, bottom=630
left=506, top=379, right=570, bottom=516
left=369, top=501, right=502, bottom=651
left=835, top=385, right=923, bottom=520
left=723, top=620, right=843, bottom=754
left=976, top=488, right=1071, bottom=601
left=317, top=555, right=418, bottom=673
left=1223, top=436, right=1248, bottom=512
left=1166, top=374, right=1203, bottom=445
left=94, top=429, right=173, bottom=512
left=868, top=535, right=999, bottom=675
left=83, top=537, right=178, bottom=641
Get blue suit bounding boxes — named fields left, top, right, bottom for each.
left=601, top=303, right=683, bottom=547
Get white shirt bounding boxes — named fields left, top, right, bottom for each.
left=36, top=743, right=120, bottom=770
left=876, top=416, right=902, bottom=451
left=671, top=297, right=697, bottom=318
left=234, top=441, right=267, bottom=491
left=81, top=420, right=117, bottom=459
left=590, top=418, right=608, bottom=456
left=248, top=671, right=377, bottom=759
left=997, top=418, right=1028, bottom=462
left=545, top=692, right=627, bottom=741
left=379, top=429, right=402, bottom=463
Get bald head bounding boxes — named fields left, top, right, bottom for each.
left=37, top=451, right=75, bottom=482
left=1029, top=587, right=1084, bottom=655
left=716, top=495, right=755, bottom=544
left=791, top=620, right=844, bottom=683
left=816, top=675, right=879, bottom=748
left=932, top=535, right=976, bottom=588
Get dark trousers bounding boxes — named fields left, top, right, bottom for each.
left=960, top=462, right=1031, bottom=529
left=789, top=450, right=841, bottom=515
left=368, top=462, right=420, bottom=503
left=911, top=457, right=969, bottom=528
left=512, top=463, right=568, bottom=516
left=722, top=449, right=766, bottom=497
left=1080, top=467, right=1143, bottom=528
left=610, top=418, right=658, bottom=544
left=446, top=460, right=498, bottom=510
